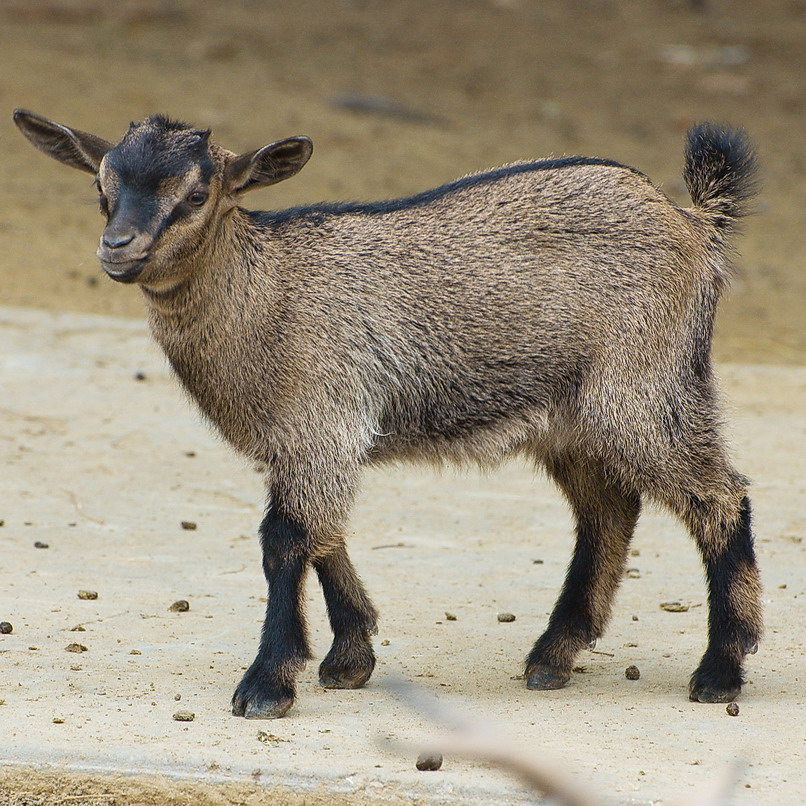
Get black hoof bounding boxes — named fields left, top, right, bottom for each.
left=525, top=665, right=571, bottom=690
left=232, top=669, right=295, bottom=719
left=318, top=642, right=376, bottom=689
left=689, top=685, right=741, bottom=704
left=689, top=655, right=744, bottom=704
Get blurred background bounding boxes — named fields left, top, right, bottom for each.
left=2, top=0, right=804, bottom=363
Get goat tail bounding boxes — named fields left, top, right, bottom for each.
left=684, top=122, right=759, bottom=229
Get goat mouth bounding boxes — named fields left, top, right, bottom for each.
left=100, top=256, right=148, bottom=283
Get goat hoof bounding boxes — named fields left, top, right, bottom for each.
left=689, top=686, right=741, bottom=704
left=689, top=661, right=743, bottom=704
left=232, top=674, right=295, bottom=719
left=318, top=648, right=376, bottom=689
left=525, top=665, right=571, bottom=690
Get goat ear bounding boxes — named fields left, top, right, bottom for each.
left=224, top=136, right=313, bottom=194
left=13, top=109, right=112, bottom=174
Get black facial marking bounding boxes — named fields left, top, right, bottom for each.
left=106, top=116, right=215, bottom=193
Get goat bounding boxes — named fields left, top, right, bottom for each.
left=14, top=109, right=762, bottom=719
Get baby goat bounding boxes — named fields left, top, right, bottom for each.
left=14, top=109, right=762, bottom=719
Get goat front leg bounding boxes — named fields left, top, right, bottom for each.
left=232, top=501, right=312, bottom=719
left=314, top=540, right=379, bottom=689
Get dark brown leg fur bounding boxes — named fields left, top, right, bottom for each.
left=313, top=542, right=379, bottom=689
left=681, top=492, right=762, bottom=702
left=232, top=502, right=312, bottom=719
left=526, top=456, right=641, bottom=690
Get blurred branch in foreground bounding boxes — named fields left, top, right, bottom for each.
left=386, top=679, right=744, bottom=806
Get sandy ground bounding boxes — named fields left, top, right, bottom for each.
left=1, top=1, right=805, bottom=804
left=1, top=308, right=804, bottom=805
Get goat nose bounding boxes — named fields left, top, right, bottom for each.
left=103, top=230, right=136, bottom=249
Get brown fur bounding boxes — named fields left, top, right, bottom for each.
left=13, top=109, right=762, bottom=716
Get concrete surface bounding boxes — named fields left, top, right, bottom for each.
left=0, top=305, right=804, bottom=805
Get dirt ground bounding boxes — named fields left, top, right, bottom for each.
left=1, top=1, right=805, bottom=804
left=1, top=0, right=805, bottom=363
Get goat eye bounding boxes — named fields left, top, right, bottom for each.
left=186, top=190, right=208, bottom=207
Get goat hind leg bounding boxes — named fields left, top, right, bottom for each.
left=683, top=491, right=762, bottom=703
left=526, top=457, right=640, bottom=690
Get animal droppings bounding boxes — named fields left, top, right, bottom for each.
left=173, top=709, right=195, bottom=721
left=416, top=751, right=443, bottom=771
left=65, top=643, right=88, bottom=653
left=444, top=612, right=457, bottom=621
left=257, top=730, right=289, bottom=744
left=0, top=622, right=13, bottom=635
left=77, top=590, right=98, bottom=600
left=660, top=601, right=689, bottom=612
left=34, top=541, right=49, bottom=549
left=169, top=600, right=190, bottom=612
left=497, top=612, right=516, bottom=622
left=726, top=702, right=740, bottom=716
left=625, top=665, right=641, bottom=680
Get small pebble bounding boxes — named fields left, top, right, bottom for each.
left=532, top=559, right=544, bottom=564
left=70, top=625, right=86, bottom=632
left=625, top=568, right=641, bottom=579
left=416, top=751, right=443, bottom=771
left=497, top=612, right=516, bottom=623
left=65, top=643, right=88, bottom=653
left=129, top=649, right=142, bottom=655
left=380, top=639, right=390, bottom=646
left=180, top=521, right=197, bottom=530
left=660, top=601, right=689, bottom=612
left=625, top=665, right=641, bottom=680
left=632, top=615, right=639, bottom=621
left=52, top=717, right=65, bottom=724
left=134, top=371, right=147, bottom=381
left=172, top=709, right=195, bottom=722
left=726, top=702, right=740, bottom=717
left=444, top=612, right=457, bottom=621
left=34, top=541, right=49, bottom=549
left=77, top=590, right=98, bottom=600
left=0, top=622, right=13, bottom=635
left=169, top=600, right=190, bottom=612
left=174, top=694, right=182, bottom=701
